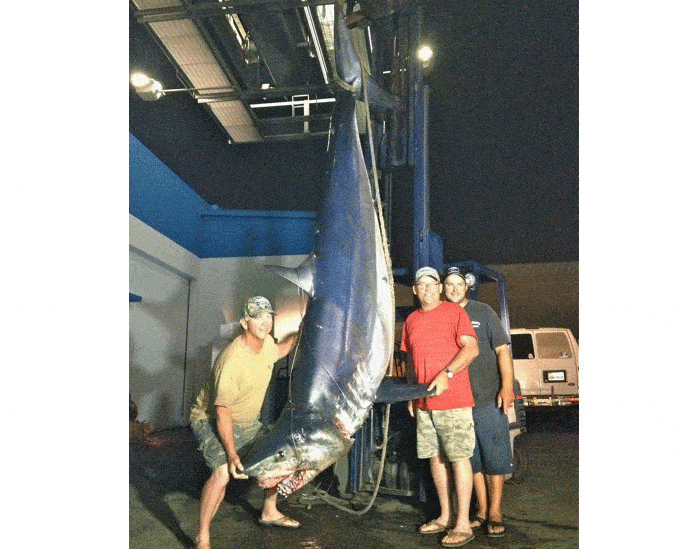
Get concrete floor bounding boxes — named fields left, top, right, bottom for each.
left=130, top=409, right=578, bottom=549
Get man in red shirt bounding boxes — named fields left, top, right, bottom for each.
left=401, top=266, right=479, bottom=547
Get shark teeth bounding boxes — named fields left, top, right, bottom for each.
left=276, top=469, right=307, bottom=497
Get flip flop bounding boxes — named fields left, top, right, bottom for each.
left=258, top=515, right=301, bottom=528
left=470, top=516, right=487, bottom=529
left=487, top=520, right=506, bottom=538
left=418, top=519, right=450, bottom=534
left=441, top=530, right=475, bottom=547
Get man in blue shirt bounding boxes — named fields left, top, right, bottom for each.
left=444, top=267, right=515, bottom=539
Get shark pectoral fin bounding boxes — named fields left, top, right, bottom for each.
left=374, top=377, right=436, bottom=404
left=264, top=256, right=314, bottom=296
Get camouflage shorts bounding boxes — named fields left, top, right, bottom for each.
left=416, top=407, right=475, bottom=461
left=191, top=418, right=265, bottom=472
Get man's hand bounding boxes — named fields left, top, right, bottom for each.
left=496, top=386, right=515, bottom=413
left=494, top=344, right=515, bottom=413
left=228, top=453, right=248, bottom=479
left=428, top=370, right=450, bottom=396
left=407, top=400, right=415, bottom=418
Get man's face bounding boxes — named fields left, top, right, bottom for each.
left=244, top=311, right=274, bottom=340
left=413, top=275, right=442, bottom=309
left=443, top=273, right=468, bottom=304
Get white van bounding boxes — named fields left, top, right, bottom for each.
left=510, top=328, right=579, bottom=406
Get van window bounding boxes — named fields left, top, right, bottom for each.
left=511, top=333, right=535, bottom=359
left=535, top=332, right=573, bottom=359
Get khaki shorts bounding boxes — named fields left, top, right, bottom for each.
left=416, top=407, right=475, bottom=461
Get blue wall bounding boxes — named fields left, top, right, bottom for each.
left=130, top=134, right=316, bottom=258
left=130, top=134, right=206, bottom=255
left=201, top=208, right=317, bottom=258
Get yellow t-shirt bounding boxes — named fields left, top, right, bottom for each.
left=189, top=335, right=278, bottom=426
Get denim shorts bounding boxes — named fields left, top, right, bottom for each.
left=470, top=402, right=513, bottom=474
left=191, top=418, right=265, bottom=472
left=416, top=407, right=475, bottom=461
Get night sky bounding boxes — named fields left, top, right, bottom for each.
left=421, top=0, right=578, bottom=265
left=129, top=1, right=578, bottom=268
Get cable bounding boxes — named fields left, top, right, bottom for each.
left=312, top=400, right=392, bottom=515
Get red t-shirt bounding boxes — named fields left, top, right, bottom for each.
left=400, top=301, right=476, bottom=410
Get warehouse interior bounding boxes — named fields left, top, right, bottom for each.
left=127, top=1, right=579, bottom=548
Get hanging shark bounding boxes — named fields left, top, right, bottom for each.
left=240, top=7, right=433, bottom=497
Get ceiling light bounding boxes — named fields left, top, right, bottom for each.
left=417, top=45, right=434, bottom=64
left=130, top=72, right=164, bottom=101
left=129, top=72, right=238, bottom=103
left=130, top=72, right=151, bottom=88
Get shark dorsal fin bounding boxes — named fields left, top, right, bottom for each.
left=265, top=255, right=314, bottom=296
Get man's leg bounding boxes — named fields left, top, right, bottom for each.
left=451, top=457, right=473, bottom=534
left=428, top=455, right=453, bottom=528
left=473, top=402, right=511, bottom=537
left=260, top=487, right=300, bottom=527
left=485, top=473, right=506, bottom=535
left=417, top=409, right=452, bottom=532
left=438, top=408, right=476, bottom=546
left=196, top=464, right=230, bottom=549
left=470, top=471, right=488, bottom=526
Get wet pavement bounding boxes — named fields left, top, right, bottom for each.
left=130, top=409, right=578, bottom=549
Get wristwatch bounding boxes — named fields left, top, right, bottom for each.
left=444, top=368, right=454, bottom=379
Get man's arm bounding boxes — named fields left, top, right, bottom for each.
left=428, top=334, right=479, bottom=396
left=215, top=405, right=248, bottom=479
left=401, top=351, right=417, bottom=417
left=494, top=343, right=515, bottom=412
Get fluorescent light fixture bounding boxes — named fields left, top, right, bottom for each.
left=250, top=97, right=336, bottom=109
left=304, top=6, right=329, bottom=84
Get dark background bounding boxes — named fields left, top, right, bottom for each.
left=129, top=1, right=578, bottom=269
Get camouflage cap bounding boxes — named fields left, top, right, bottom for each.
left=243, top=296, right=275, bottom=318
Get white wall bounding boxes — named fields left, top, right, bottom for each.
left=130, top=250, right=191, bottom=429
left=129, top=214, right=308, bottom=429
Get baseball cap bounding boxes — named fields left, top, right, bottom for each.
left=243, top=296, right=275, bottom=318
left=414, top=266, right=440, bottom=284
left=445, top=266, right=466, bottom=281
left=445, top=266, right=476, bottom=287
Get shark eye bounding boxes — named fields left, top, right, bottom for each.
left=276, top=450, right=285, bottom=461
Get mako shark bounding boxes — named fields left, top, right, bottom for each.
left=241, top=8, right=433, bottom=497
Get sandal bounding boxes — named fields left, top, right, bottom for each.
left=441, top=530, right=475, bottom=547
left=487, top=520, right=506, bottom=538
left=418, top=519, right=449, bottom=534
left=470, top=516, right=487, bottom=529
left=258, top=515, right=301, bottom=528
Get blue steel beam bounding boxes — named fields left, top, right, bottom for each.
left=409, top=7, right=431, bottom=272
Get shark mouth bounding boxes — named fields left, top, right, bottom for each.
left=257, top=469, right=312, bottom=497
left=276, top=469, right=307, bottom=497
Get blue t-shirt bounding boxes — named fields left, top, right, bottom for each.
left=463, top=300, right=511, bottom=406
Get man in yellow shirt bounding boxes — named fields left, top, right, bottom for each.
left=190, top=296, right=299, bottom=549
